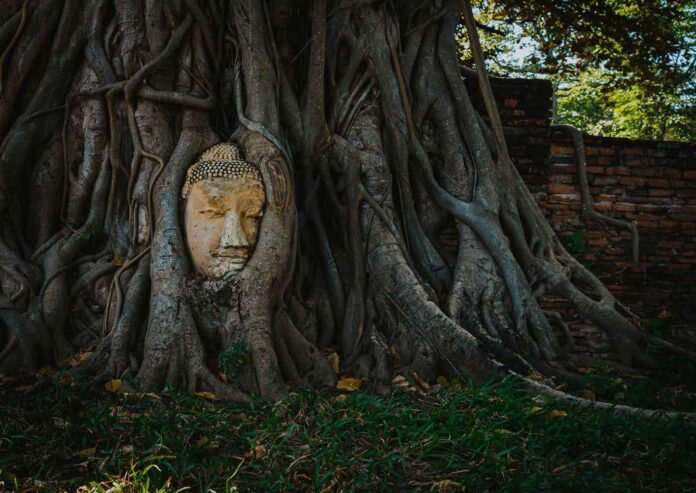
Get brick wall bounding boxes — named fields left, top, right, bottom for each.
left=544, top=133, right=696, bottom=341
left=445, top=77, right=696, bottom=352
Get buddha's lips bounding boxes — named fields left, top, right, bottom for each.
left=211, top=251, right=248, bottom=261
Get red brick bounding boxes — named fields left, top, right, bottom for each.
left=592, top=177, right=619, bottom=186
left=586, top=166, right=606, bottom=174
left=549, top=184, right=576, bottom=194
left=550, top=175, right=576, bottom=184
left=649, top=189, right=673, bottom=197
left=648, top=178, right=670, bottom=188
left=551, top=145, right=575, bottom=156
left=621, top=177, right=646, bottom=186
left=606, top=166, right=630, bottom=176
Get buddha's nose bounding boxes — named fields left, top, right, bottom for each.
left=220, top=211, right=249, bottom=249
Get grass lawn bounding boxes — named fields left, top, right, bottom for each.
left=1, top=363, right=695, bottom=492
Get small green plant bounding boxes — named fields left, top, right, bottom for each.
left=562, top=231, right=586, bottom=256
left=644, top=317, right=664, bottom=337
left=218, top=341, right=250, bottom=377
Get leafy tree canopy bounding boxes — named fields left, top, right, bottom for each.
left=459, top=0, right=696, bottom=141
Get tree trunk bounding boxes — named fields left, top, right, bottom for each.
left=0, top=0, right=664, bottom=399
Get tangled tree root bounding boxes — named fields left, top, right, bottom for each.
left=0, top=0, right=692, bottom=421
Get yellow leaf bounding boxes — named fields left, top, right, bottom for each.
left=412, top=372, right=430, bottom=391
left=52, top=417, right=70, bottom=429
left=327, top=352, right=340, bottom=374
left=528, top=372, right=544, bottom=381
left=195, top=391, right=218, bottom=400
left=196, top=436, right=209, bottom=447
left=105, top=379, right=122, bottom=393
left=657, top=309, right=671, bottom=319
left=336, top=377, right=361, bottom=392
left=69, top=351, right=94, bottom=367
left=436, top=376, right=448, bottom=386
left=253, top=444, right=266, bottom=459
left=433, top=479, right=463, bottom=492
left=496, top=428, right=514, bottom=434
left=112, top=257, right=125, bottom=266
left=75, top=447, right=96, bottom=458
left=549, top=409, right=568, bottom=418
left=332, top=394, right=349, bottom=403
left=35, top=366, right=54, bottom=378
left=529, top=405, right=544, bottom=414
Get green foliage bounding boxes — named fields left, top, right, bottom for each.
left=556, top=68, right=696, bottom=141
left=459, top=0, right=696, bottom=141
left=1, top=374, right=695, bottom=492
left=562, top=231, right=586, bottom=256
left=644, top=318, right=665, bottom=337
left=218, top=341, right=250, bottom=377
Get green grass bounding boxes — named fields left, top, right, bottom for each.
left=1, top=373, right=695, bottom=492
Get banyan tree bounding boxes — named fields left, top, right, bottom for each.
left=0, top=0, right=690, bottom=403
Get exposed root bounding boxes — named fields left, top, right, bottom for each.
left=525, top=378, right=696, bottom=424
left=0, top=0, right=690, bottom=415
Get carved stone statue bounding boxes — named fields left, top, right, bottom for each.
left=182, top=143, right=265, bottom=278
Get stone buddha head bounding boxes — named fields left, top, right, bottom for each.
left=182, top=143, right=265, bottom=278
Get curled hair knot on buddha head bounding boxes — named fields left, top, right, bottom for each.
left=181, top=143, right=263, bottom=200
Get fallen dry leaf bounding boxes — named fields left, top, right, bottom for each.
left=529, top=405, right=544, bottom=414
left=412, top=372, right=430, bottom=391
left=549, top=409, right=568, bottom=418
left=336, top=377, right=361, bottom=392
left=74, top=447, right=96, bottom=459
left=68, top=351, right=94, bottom=368
left=195, top=391, right=218, bottom=400
left=248, top=444, right=266, bottom=460
left=433, top=479, right=463, bottom=492
left=528, top=372, right=544, bottom=381
left=105, top=379, right=122, bottom=393
left=35, top=366, right=54, bottom=378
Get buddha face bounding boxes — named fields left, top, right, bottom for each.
left=184, top=176, right=265, bottom=278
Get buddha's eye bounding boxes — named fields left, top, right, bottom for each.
left=200, top=209, right=224, bottom=218
left=245, top=208, right=263, bottom=219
